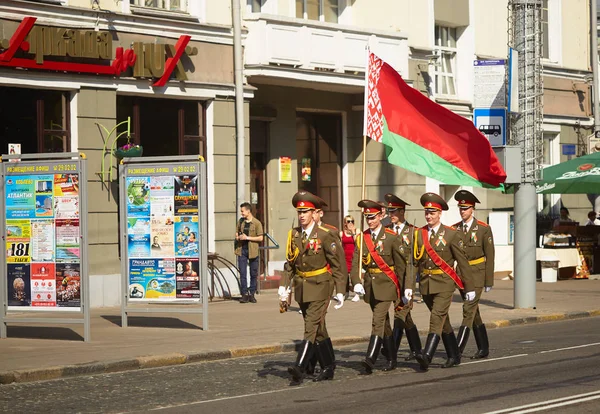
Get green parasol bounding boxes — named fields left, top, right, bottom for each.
left=536, top=152, right=600, bottom=194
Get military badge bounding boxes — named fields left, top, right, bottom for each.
left=377, top=240, right=384, bottom=252
left=330, top=242, right=337, bottom=253
left=402, top=234, right=410, bottom=245
left=471, top=232, right=478, bottom=243
left=458, top=239, right=464, bottom=248
left=435, top=236, right=447, bottom=247
left=314, top=239, right=322, bottom=252
left=399, top=246, right=404, bottom=254
left=488, top=236, right=493, bottom=245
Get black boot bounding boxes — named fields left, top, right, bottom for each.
left=472, top=324, right=490, bottom=359
left=306, top=346, right=318, bottom=376
left=415, top=333, right=439, bottom=371
left=457, top=325, right=470, bottom=355
left=313, top=338, right=335, bottom=382
left=393, top=319, right=405, bottom=355
left=362, top=335, right=382, bottom=374
left=249, top=293, right=257, bottom=303
left=288, top=340, right=314, bottom=382
left=239, top=293, right=249, bottom=303
left=441, top=331, right=461, bottom=368
left=405, top=326, right=423, bottom=361
left=382, top=336, right=397, bottom=372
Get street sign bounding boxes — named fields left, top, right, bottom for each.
left=473, top=108, right=507, bottom=147
left=473, top=59, right=506, bottom=108
left=561, top=144, right=576, bottom=156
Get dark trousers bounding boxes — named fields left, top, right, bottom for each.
left=238, top=254, right=259, bottom=295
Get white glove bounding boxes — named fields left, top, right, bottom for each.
left=465, top=291, right=476, bottom=301
left=278, top=286, right=289, bottom=301
left=353, top=283, right=366, bottom=295
left=485, top=286, right=492, bottom=293
left=403, top=289, right=413, bottom=304
left=333, top=293, right=345, bottom=310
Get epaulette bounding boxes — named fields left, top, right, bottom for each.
left=322, top=223, right=339, bottom=232
left=385, top=228, right=396, bottom=235
left=477, top=220, right=489, bottom=227
left=452, top=221, right=462, bottom=229
left=318, top=225, right=331, bottom=233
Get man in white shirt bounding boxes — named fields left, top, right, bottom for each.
left=584, top=211, right=600, bottom=226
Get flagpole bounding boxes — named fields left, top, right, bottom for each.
left=358, top=45, right=370, bottom=285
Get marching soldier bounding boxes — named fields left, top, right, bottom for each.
left=278, top=191, right=346, bottom=383
left=350, top=200, right=408, bottom=373
left=452, top=190, right=494, bottom=359
left=383, top=193, right=423, bottom=362
left=413, top=193, right=475, bottom=371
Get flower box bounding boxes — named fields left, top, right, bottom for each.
left=114, top=145, right=143, bottom=159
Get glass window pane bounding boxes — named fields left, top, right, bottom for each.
left=448, top=28, right=457, bottom=47
left=252, top=0, right=262, bottom=13
left=307, top=0, right=319, bottom=20
left=43, top=91, right=64, bottom=131
left=435, top=25, right=440, bottom=46
left=43, top=134, right=67, bottom=153
left=542, top=23, right=549, bottom=58
left=183, top=139, right=200, bottom=156
left=183, top=101, right=199, bottom=136
left=296, top=0, right=304, bottom=18
left=324, top=0, right=338, bottom=23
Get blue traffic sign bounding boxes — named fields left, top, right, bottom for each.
left=473, top=108, right=507, bottom=147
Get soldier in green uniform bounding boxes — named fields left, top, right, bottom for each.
left=452, top=190, right=495, bottom=359
left=278, top=191, right=346, bottom=383
left=350, top=200, right=407, bottom=373
left=383, top=193, right=423, bottom=363
left=413, top=193, right=475, bottom=371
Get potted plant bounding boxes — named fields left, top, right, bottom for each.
left=114, top=141, right=143, bottom=159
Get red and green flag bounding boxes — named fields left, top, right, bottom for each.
left=365, top=52, right=506, bottom=188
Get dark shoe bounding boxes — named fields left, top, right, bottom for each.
left=306, top=347, right=318, bottom=376
left=472, top=324, right=490, bottom=359
left=392, top=319, right=405, bottom=355
left=382, top=336, right=397, bottom=372
left=415, top=333, right=440, bottom=371
left=239, top=293, right=249, bottom=303
left=361, top=335, right=382, bottom=374
left=441, top=331, right=461, bottom=368
left=405, top=325, right=423, bottom=361
left=288, top=340, right=314, bottom=383
left=249, top=294, right=257, bottom=303
left=313, top=338, right=335, bottom=382
left=457, top=325, right=470, bottom=355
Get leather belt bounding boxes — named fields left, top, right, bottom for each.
left=468, top=257, right=486, bottom=265
left=369, top=266, right=394, bottom=274
left=297, top=266, right=329, bottom=278
left=421, top=269, right=444, bottom=275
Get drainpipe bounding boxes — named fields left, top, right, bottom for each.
left=592, top=0, right=600, bottom=131
left=233, top=0, right=246, bottom=207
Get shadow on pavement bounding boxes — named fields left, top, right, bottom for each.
left=100, top=315, right=201, bottom=330
left=451, top=293, right=514, bottom=310
left=7, top=325, right=84, bottom=341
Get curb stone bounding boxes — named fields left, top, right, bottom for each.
left=1, top=309, right=598, bottom=385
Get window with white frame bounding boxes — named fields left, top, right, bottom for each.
left=433, top=25, right=457, bottom=97
left=542, top=0, right=550, bottom=59
left=296, top=0, right=339, bottom=23
left=541, top=0, right=561, bottom=62
left=130, top=0, right=187, bottom=12
left=251, top=0, right=266, bottom=12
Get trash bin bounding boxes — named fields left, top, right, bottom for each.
left=540, top=258, right=559, bottom=283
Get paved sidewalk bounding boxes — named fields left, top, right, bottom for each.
left=1, top=279, right=599, bottom=384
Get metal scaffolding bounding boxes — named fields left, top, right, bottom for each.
left=508, top=0, right=544, bottom=183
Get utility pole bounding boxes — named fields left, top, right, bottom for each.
left=232, top=0, right=246, bottom=207
left=508, top=0, right=543, bottom=309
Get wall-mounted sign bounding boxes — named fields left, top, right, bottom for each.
left=279, top=156, right=291, bottom=182
left=8, top=143, right=20, bottom=163
left=0, top=17, right=197, bottom=87
left=301, top=158, right=311, bottom=182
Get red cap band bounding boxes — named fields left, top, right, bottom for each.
left=296, top=201, right=315, bottom=209
left=424, top=202, right=442, bottom=211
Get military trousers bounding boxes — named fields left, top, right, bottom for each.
left=422, top=291, right=454, bottom=335
left=393, top=300, right=416, bottom=329
left=299, top=299, right=330, bottom=343
left=367, top=289, right=393, bottom=338
left=460, top=287, right=484, bottom=328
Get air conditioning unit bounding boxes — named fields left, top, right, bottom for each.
left=589, top=136, right=600, bottom=153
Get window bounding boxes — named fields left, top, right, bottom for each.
left=130, top=0, right=187, bottom=12
left=296, top=0, right=339, bottom=23
left=541, top=0, right=560, bottom=62
left=251, top=0, right=265, bottom=12
left=542, top=0, right=549, bottom=59
left=433, top=25, right=457, bottom=97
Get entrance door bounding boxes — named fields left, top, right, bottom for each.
left=250, top=120, right=269, bottom=275
left=296, top=112, right=342, bottom=228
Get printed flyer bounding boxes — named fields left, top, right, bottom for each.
left=34, top=175, right=54, bottom=218
left=174, top=216, right=199, bottom=257
left=126, top=177, right=151, bottom=217
left=30, top=263, right=56, bottom=307
left=150, top=176, right=175, bottom=197
left=54, top=196, right=79, bottom=219
left=6, top=219, right=31, bottom=263
left=55, top=219, right=80, bottom=262
left=5, top=176, right=35, bottom=218
left=174, top=175, right=198, bottom=215
left=128, top=258, right=176, bottom=300
left=53, top=174, right=79, bottom=196
left=128, top=218, right=151, bottom=258
left=31, top=219, right=54, bottom=262
left=7, top=264, right=31, bottom=306
left=55, top=263, right=81, bottom=307
left=175, top=258, right=200, bottom=299
left=150, top=217, right=175, bottom=257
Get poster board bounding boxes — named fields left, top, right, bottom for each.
left=1, top=153, right=90, bottom=341
left=119, top=156, right=208, bottom=329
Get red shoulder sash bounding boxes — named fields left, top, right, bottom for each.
left=420, top=228, right=464, bottom=289
left=364, top=232, right=401, bottom=297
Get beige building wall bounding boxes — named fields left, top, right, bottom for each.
left=561, top=0, right=590, bottom=71
left=69, top=0, right=119, bottom=12
left=207, top=0, right=232, bottom=26
left=474, top=0, right=509, bottom=58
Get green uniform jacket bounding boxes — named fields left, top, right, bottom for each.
left=453, top=219, right=495, bottom=288
left=321, top=222, right=349, bottom=284
left=387, top=222, right=416, bottom=291
left=281, top=225, right=345, bottom=302
left=414, top=225, right=475, bottom=294
left=350, top=227, right=404, bottom=302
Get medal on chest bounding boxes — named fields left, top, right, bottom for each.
left=471, top=225, right=478, bottom=243
left=435, top=229, right=447, bottom=247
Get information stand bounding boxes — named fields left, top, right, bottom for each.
left=119, top=156, right=208, bottom=330
left=1, top=153, right=90, bottom=342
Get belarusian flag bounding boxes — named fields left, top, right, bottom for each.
left=365, top=52, right=507, bottom=188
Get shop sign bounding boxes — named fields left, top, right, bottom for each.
left=0, top=16, right=195, bottom=87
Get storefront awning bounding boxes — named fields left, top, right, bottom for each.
left=536, top=152, right=600, bottom=194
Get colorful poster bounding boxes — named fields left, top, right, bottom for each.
left=31, top=219, right=54, bottom=262
left=150, top=217, right=175, bottom=257
left=5, top=176, right=35, bottom=218
left=150, top=176, right=174, bottom=197
left=6, top=219, right=31, bottom=263
left=55, top=219, right=80, bottom=262
left=34, top=175, right=54, bottom=218
left=128, top=258, right=176, bottom=301
left=126, top=177, right=150, bottom=217
left=174, top=175, right=198, bottom=215
left=7, top=264, right=31, bottom=306
left=54, top=196, right=79, bottom=219
left=55, top=263, right=81, bottom=307
left=174, top=216, right=199, bottom=257
left=30, top=263, right=56, bottom=307
left=175, top=258, right=200, bottom=299
left=128, top=218, right=151, bottom=258
left=53, top=174, right=79, bottom=196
